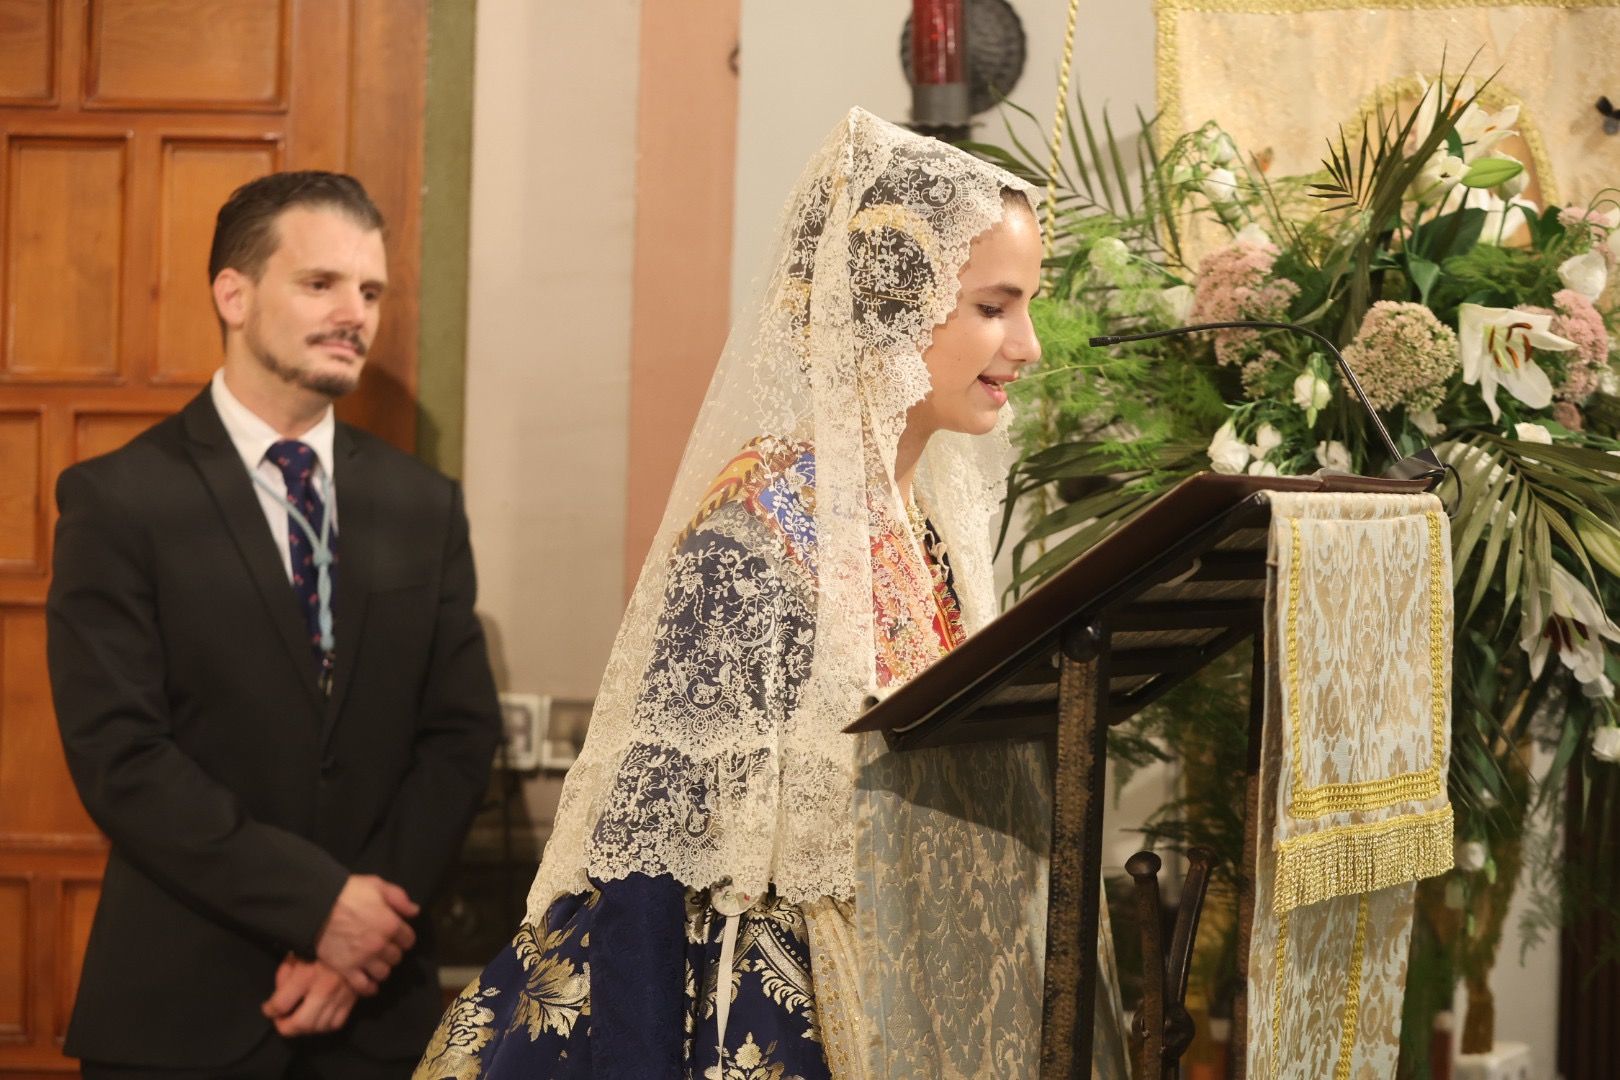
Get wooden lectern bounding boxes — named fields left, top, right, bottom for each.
left=845, top=470, right=1435, bottom=1080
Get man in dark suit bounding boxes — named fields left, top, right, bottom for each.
left=47, top=171, right=502, bottom=1078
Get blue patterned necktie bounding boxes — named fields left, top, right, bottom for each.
left=266, top=439, right=337, bottom=679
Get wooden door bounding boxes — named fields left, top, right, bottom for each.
left=0, top=1, right=427, bottom=1072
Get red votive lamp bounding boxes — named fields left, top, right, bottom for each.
left=910, top=0, right=969, bottom=131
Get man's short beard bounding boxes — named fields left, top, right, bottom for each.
left=251, top=340, right=359, bottom=398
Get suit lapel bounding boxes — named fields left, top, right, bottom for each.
left=181, top=392, right=325, bottom=712
left=323, top=423, right=373, bottom=741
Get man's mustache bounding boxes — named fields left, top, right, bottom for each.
left=306, top=331, right=367, bottom=357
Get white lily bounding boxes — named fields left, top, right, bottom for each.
left=1513, top=422, right=1553, bottom=444
left=1206, top=131, right=1237, bottom=164
left=1492, top=153, right=1530, bottom=199
left=1207, top=420, right=1250, bottom=474
left=1454, top=99, right=1519, bottom=160
left=1246, top=459, right=1280, bottom=477
left=1202, top=167, right=1238, bottom=205
left=1558, top=251, right=1608, bottom=301
left=1407, top=151, right=1466, bottom=204
left=1315, top=440, right=1352, bottom=472
left=1457, top=304, right=1574, bottom=420
left=1594, top=726, right=1620, bottom=763
left=1454, top=840, right=1488, bottom=873
left=1518, top=562, right=1620, bottom=697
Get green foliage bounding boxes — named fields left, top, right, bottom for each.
left=977, top=56, right=1620, bottom=1054
left=1430, top=244, right=1557, bottom=320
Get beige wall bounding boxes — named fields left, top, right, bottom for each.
left=462, top=0, right=640, bottom=709
left=730, top=0, right=1158, bottom=311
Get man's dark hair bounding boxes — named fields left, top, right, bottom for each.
left=208, top=171, right=385, bottom=283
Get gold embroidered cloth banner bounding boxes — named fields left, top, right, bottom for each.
left=1157, top=0, right=1620, bottom=212
left=1247, top=491, right=1454, bottom=1079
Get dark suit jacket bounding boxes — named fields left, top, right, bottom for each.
left=46, top=390, right=501, bottom=1067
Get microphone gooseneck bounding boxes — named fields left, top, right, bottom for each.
left=1088, top=320, right=1445, bottom=484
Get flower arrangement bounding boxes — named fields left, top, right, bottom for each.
left=976, top=70, right=1620, bottom=1069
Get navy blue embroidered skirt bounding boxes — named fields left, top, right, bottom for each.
left=414, top=873, right=832, bottom=1080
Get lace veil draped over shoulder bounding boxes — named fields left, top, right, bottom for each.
left=528, top=107, right=1035, bottom=914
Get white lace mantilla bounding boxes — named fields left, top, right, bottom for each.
left=527, top=108, right=1036, bottom=914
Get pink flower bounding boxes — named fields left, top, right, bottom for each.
left=1559, top=205, right=1620, bottom=267
left=1341, top=301, right=1459, bottom=412
left=1548, top=289, right=1611, bottom=403
left=1189, top=233, right=1300, bottom=378
left=1552, top=401, right=1585, bottom=431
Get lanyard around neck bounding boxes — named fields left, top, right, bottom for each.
left=251, top=468, right=336, bottom=659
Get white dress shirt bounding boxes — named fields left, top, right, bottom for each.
left=209, top=369, right=337, bottom=582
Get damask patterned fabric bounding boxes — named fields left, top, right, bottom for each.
left=1246, top=491, right=1454, bottom=1080
left=414, top=875, right=829, bottom=1080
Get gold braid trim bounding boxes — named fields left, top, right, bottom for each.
left=1333, top=894, right=1372, bottom=1080
left=1284, top=513, right=1450, bottom=818
left=1270, top=909, right=1290, bottom=1070
left=1273, top=804, right=1454, bottom=916
left=1044, top=0, right=1082, bottom=253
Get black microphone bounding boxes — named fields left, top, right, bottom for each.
left=1087, top=320, right=1445, bottom=485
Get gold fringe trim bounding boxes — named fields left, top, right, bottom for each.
left=1273, top=804, right=1454, bottom=915
left=1334, top=894, right=1372, bottom=1080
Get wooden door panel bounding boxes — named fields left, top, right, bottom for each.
left=0, top=1, right=429, bottom=1071
left=85, top=0, right=287, bottom=111
left=3, top=136, right=127, bottom=382
left=1, top=608, right=95, bottom=842
left=0, top=1, right=54, bottom=106
left=0, top=876, right=27, bottom=1041
left=52, top=879, right=96, bottom=1045
left=71, top=408, right=162, bottom=461
left=154, top=138, right=281, bottom=380
left=0, top=412, right=42, bottom=570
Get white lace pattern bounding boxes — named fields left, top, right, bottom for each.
left=527, top=107, right=1037, bottom=915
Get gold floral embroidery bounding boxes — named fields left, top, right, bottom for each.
left=412, top=980, right=501, bottom=1080
left=704, top=1032, right=810, bottom=1080
left=511, top=922, right=590, bottom=1041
